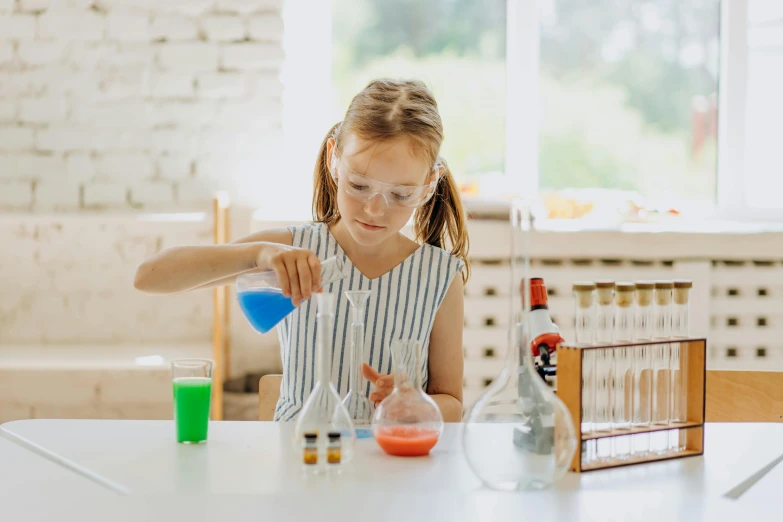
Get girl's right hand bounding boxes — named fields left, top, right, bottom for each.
left=256, top=244, right=322, bottom=307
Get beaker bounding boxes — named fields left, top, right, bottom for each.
left=461, top=199, right=577, bottom=490
left=372, top=339, right=444, bottom=457
left=342, top=290, right=374, bottom=437
left=293, top=292, right=356, bottom=469
left=236, top=256, right=345, bottom=334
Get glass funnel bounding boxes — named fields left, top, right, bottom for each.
left=372, top=339, right=444, bottom=456
left=341, top=290, right=374, bottom=437
left=461, top=199, right=577, bottom=490
left=293, top=292, right=357, bottom=468
left=236, top=256, right=345, bottom=334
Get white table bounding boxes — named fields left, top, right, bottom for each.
left=1, top=420, right=780, bottom=521
left=0, top=436, right=113, bottom=498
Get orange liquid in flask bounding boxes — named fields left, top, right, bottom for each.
left=374, top=426, right=440, bottom=457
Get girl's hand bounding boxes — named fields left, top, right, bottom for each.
left=362, top=364, right=396, bottom=404
left=256, top=243, right=321, bottom=307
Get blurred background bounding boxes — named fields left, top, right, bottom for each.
left=1, top=0, right=781, bottom=421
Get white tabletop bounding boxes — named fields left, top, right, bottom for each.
left=0, top=435, right=112, bottom=498
left=1, top=420, right=780, bottom=521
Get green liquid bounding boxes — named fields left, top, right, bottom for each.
left=173, top=377, right=212, bottom=443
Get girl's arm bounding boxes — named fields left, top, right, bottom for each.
left=134, top=228, right=318, bottom=305
left=425, top=274, right=465, bottom=422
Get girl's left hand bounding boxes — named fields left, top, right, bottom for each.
left=362, top=364, right=395, bottom=404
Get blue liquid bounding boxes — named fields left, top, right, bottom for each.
left=356, top=428, right=373, bottom=439
left=237, top=288, right=296, bottom=334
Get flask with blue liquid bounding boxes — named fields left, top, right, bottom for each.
left=236, top=256, right=346, bottom=334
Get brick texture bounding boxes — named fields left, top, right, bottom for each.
left=0, top=1, right=283, bottom=211
left=0, top=1, right=285, bottom=369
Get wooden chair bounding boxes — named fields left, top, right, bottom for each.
left=706, top=370, right=783, bottom=422
left=258, top=374, right=283, bottom=421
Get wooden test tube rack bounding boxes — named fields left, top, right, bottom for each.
left=557, top=338, right=706, bottom=472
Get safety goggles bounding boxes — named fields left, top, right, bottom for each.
left=333, top=154, right=440, bottom=209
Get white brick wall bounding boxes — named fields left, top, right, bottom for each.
left=0, top=126, right=35, bottom=150
left=201, top=15, right=246, bottom=42
left=1, top=1, right=284, bottom=366
left=106, top=10, right=150, bottom=42
left=150, top=15, right=198, bottom=42
left=0, top=0, right=284, bottom=211
left=247, top=14, right=283, bottom=42
left=0, top=14, right=36, bottom=39
left=38, top=10, right=105, bottom=41
left=0, top=214, right=214, bottom=343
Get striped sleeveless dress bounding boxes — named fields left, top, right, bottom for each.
left=273, top=222, right=464, bottom=421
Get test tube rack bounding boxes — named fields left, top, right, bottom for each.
left=557, top=338, right=706, bottom=472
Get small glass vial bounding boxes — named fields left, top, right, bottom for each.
left=327, top=432, right=342, bottom=466
left=651, top=281, right=673, bottom=454
left=573, top=281, right=596, bottom=467
left=612, top=282, right=635, bottom=459
left=302, top=432, right=318, bottom=470
left=632, top=281, right=654, bottom=457
left=670, top=280, right=692, bottom=451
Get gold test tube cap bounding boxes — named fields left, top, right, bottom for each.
left=635, top=281, right=654, bottom=306
left=674, top=279, right=693, bottom=304
left=573, top=281, right=596, bottom=309
left=596, top=280, right=614, bottom=305
left=616, top=282, right=635, bottom=307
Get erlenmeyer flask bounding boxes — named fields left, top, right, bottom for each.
left=462, top=199, right=577, bottom=490
left=236, top=256, right=345, bottom=334
left=341, top=290, right=374, bottom=437
left=293, top=292, right=357, bottom=467
left=372, top=339, right=444, bottom=456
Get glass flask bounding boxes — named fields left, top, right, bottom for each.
left=341, top=290, right=374, bottom=438
left=293, top=292, right=356, bottom=469
left=236, top=256, right=345, bottom=334
left=461, top=199, right=577, bottom=491
left=372, top=339, right=444, bottom=456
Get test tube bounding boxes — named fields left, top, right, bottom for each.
left=632, top=281, right=654, bottom=457
left=612, top=282, right=635, bottom=459
left=651, top=281, right=673, bottom=454
left=573, top=281, right=596, bottom=467
left=594, top=281, right=614, bottom=461
left=670, top=280, right=692, bottom=452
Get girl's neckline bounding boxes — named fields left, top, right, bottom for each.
left=324, top=223, right=425, bottom=282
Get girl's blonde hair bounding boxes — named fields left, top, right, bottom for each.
left=313, top=78, right=470, bottom=282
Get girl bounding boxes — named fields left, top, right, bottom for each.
left=134, top=78, right=469, bottom=422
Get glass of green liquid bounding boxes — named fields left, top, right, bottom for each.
left=171, top=359, right=213, bottom=444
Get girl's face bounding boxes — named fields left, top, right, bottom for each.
left=327, top=134, right=436, bottom=248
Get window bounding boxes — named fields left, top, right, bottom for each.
left=277, top=0, right=782, bottom=221
left=538, top=0, right=721, bottom=208
left=332, top=0, right=506, bottom=184
left=743, top=2, right=783, bottom=210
